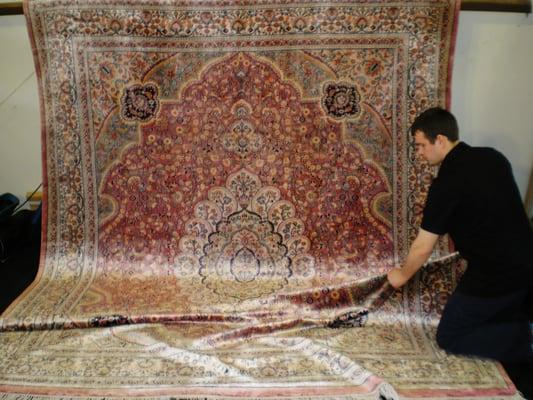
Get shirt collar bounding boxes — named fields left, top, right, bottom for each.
left=438, top=141, right=468, bottom=175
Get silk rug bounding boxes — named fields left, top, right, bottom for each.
left=0, top=0, right=523, bottom=398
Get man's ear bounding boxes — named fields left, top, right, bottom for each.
left=436, top=134, right=447, bottom=146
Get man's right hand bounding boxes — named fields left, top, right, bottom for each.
left=386, top=228, right=438, bottom=290
left=387, top=267, right=409, bottom=289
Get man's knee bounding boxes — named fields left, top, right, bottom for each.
left=436, top=322, right=455, bottom=351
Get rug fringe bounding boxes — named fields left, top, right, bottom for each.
left=1, top=386, right=525, bottom=400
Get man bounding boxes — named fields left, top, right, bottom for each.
left=387, top=107, right=533, bottom=363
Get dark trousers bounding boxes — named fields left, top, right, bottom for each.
left=436, top=289, right=532, bottom=363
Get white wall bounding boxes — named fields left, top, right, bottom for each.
left=451, top=11, right=533, bottom=216
left=1, top=11, right=533, bottom=215
left=0, top=14, right=40, bottom=206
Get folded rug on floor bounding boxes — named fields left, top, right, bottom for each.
left=0, top=0, right=522, bottom=398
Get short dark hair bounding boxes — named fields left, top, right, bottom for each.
left=410, top=107, right=459, bottom=143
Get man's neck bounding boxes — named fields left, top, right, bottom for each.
left=442, top=140, right=460, bottom=159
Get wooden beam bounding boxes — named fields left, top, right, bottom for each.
left=462, top=0, right=531, bottom=12
left=0, top=1, right=531, bottom=17
left=0, top=2, right=22, bottom=15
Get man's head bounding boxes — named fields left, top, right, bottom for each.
left=410, top=107, right=459, bottom=166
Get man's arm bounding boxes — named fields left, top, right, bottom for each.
left=387, top=228, right=439, bottom=289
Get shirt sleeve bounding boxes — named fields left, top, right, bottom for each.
left=421, top=176, right=459, bottom=235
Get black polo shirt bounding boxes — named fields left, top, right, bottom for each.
left=421, top=142, right=533, bottom=296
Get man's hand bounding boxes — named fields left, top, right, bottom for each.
left=387, top=267, right=409, bottom=289
left=387, top=228, right=438, bottom=290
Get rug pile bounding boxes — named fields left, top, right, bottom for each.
left=0, top=0, right=522, bottom=398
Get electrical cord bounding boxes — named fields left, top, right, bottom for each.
left=0, top=184, right=42, bottom=263
left=12, top=183, right=42, bottom=214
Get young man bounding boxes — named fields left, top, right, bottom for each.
left=387, top=107, right=533, bottom=363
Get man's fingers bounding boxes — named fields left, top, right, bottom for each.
left=387, top=268, right=406, bottom=289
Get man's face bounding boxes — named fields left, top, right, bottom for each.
left=413, top=130, right=444, bottom=166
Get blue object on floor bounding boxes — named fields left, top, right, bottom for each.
left=0, top=193, right=19, bottom=224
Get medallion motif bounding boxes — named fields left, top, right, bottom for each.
left=178, top=169, right=314, bottom=300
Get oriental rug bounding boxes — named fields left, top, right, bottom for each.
left=0, top=0, right=523, bottom=398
